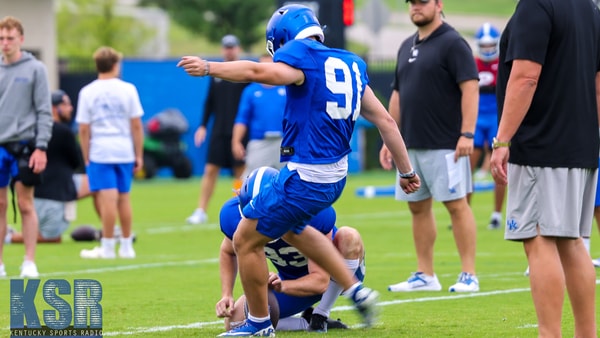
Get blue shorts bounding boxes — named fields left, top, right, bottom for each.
left=0, top=147, right=18, bottom=188
left=242, top=166, right=346, bottom=239
left=474, top=114, right=498, bottom=149
left=275, top=292, right=322, bottom=319
left=87, top=162, right=134, bottom=193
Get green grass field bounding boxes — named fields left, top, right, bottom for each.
left=1, top=171, right=599, bottom=337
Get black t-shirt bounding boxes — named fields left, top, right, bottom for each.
left=497, top=0, right=600, bottom=168
left=202, top=78, right=248, bottom=140
left=392, top=22, right=479, bottom=149
left=35, top=122, right=82, bottom=201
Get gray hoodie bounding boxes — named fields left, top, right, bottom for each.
left=0, top=51, right=52, bottom=148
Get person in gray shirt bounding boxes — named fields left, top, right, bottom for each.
left=0, top=16, right=52, bottom=278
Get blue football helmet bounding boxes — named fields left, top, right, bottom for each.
left=265, top=4, right=325, bottom=56
left=474, top=22, right=500, bottom=62
left=238, top=166, right=279, bottom=209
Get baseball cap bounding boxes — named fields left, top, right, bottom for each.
left=221, top=34, right=240, bottom=48
left=51, top=89, right=66, bottom=106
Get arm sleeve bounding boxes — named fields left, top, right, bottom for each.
left=505, top=0, right=552, bottom=65
left=33, top=64, right=53, bottom=148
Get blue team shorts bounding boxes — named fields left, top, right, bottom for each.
left=87, top=162, right=134, bottom=193
left=275, top=292, right=322, bottom=319
left=242, top=166, right=346, bottom=239
left=474, top=114, right=498, bottom=149
left=0, top=147, right=18, bottom=188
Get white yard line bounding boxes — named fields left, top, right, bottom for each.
left=13, top=258, right=598, bottom=336
left=103, top=286, right=540, bottom=336
left=37, top=259, right=218, bottom=277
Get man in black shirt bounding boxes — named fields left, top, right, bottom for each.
left=491, top=0, right=600, bottom=335
left=186, top=35, right=248, bottom=225
left=380, top=0, right=480, bottom=293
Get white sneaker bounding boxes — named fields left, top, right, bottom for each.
left=592, top=258, right=600, bottom=268
left=80, top=246, right=116, bottom=259
left=186, top=209, right=207, bottom=224
left=20, top=260, right=39, bottom=278
left=448, top=272, right=479, bottom=292
left=0, top=263, right=6, bottom=277
left=118, top=246, right=136, bottom=259
left=388, top=272, right=442, bottom=292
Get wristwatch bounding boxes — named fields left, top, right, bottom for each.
left=460, top=132, right=474, bottom=139
left=35, top=145, right=47, bottom=151
left=398, top=169, right=416, bottom=179
left=492, top=137, right=511, bottom=149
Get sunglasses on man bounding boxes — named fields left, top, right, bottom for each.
left=406, top=0, right=431, bottom=4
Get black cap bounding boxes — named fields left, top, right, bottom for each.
left=51, top=90, right=66, bottom=106
left=221, top=34, right=240, bottom=48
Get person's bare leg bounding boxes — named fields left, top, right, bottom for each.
left=332, top=226, right=364, bottom=260
left=77, top=174, right=92, bottom=199
left=467, top=148, right=483, bottom=204
left=557, top=238, right=597, bottom=338
left=408, top=198, right=436, bottom=276
left=224, top=295, right=248, bottom=330
left=117, top=193, right=132, bottom=238
left=524, top=235, right=564, bottom=337
left=494, top=184, right=506, bottom=214
left=283, top=226, right=358, bottom=290
left=10, top=232, right=61, bottom=243
left=16, top=182, right=37, bottom=261
left=95, top=189, right=118, bottom=238
left=231, top=217, right=272, bottom=318
left=0, top=187, right=8, bottom=265
left=445, top=198, right=477, bottom=274
left=197, top=163, right=220, bottom=211
left=77, top=175, right=101, bottom=219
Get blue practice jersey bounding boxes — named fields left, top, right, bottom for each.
left=274, top=39, right=369, bottom=164
left=220, top=198, right=337, bottom=281
left=234, top=83, right=286, bottom=140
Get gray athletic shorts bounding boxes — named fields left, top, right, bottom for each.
left=241, top=138, right=286, bottom=178
left=505, top=164, right=597, bottom=240
left=395, top=149, right=473, bottom=202
left=34, top=198, right=70, bottom=239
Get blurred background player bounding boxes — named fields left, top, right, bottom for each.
left=231, top=54, right=287, bottom=177
left=469, top=22, right=506, bottom=230
left=9, top=90, right=80, bottom=243
left=186, top=34, right=248, bottom=225
left=8, top=90, right=99, bottom=244
left=217, top=167, right=363, bottom=332
left=77, top=46, right=144, bottom=259
left=0, top=16, right=52, bottom=278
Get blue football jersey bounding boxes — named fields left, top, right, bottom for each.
left=219, top=197, right=336, bottom=280
left=273, top=39, right=369, bottom=164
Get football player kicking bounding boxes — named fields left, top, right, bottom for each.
left=216, top=167, right=366, bottom=333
